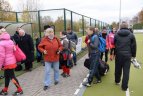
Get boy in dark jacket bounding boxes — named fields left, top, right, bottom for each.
left=67, top=27, right=78, bottom=66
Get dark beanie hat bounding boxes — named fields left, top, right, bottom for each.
left=44, top=25, right=51, bottom=30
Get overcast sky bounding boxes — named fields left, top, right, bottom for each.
left=7, top=0, right=143, bottom=24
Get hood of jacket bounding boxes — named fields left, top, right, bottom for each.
left=0, top=32, right=11, bottom=40
left=117, top=28, right=131, bottom=37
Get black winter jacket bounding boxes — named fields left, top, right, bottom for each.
left=67, top=32, right=78, bottom=45
left=13, top=33, right=34, bottom=62
left=114, top=28, right=136, bottom=57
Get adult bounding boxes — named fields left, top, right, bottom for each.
left=83, top=27, right=101, bottom=87
left=66, top=27, right=78, bottom=66
left=38, top=28, right=62, bottom=90
left=14, top=29, right=34, bottom=71
left=0, top=26, right=23, bottom=95
left=85, top=28, right=99, bottom=57
left=11, top=27, right=21, bottom=44
left=114, top=22, right=136, bottom=91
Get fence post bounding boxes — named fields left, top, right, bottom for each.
left=15, top=12, right=18, bottom=22
left=100, top=21, right=102, bottom=30
left=64, top=8, right=66, bottom=31
left=71, top=11, right=73, bottom=31
left=82, top=15, right=84, bottom=36
left=90, top=18, right=92, bottom=26
left=95, top=20, right=96, bottom=27
left=38, top=11, right=42, bottom=38
left=101, top=21, right=102, bottom=29
left=98, top=21, right=100, bottom=30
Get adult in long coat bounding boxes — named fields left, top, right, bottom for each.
left=13, top=29, right=34, bottom=71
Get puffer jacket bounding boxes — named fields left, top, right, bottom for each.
left=106, top=32, right=115, bottom=49
left=0, top=32, right=17, bottom=69
left=114, top=28, right=136, bottom=57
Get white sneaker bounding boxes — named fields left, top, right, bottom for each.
left=82, top=82, right=91, bottom=87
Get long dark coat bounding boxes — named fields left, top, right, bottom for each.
left=13, top=33, right=34, bottom=62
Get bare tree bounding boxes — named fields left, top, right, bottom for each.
left=19, top=0, right=42, bottom=22
left=0, top=0, right=12, bottom=11
left=138, top=8, right=143, bottom=23
left=0, top=0, right=16, bottom=22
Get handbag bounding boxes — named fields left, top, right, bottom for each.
left=14, top=45, right=26, bottom=62
left=84, top=58, right=90, bottom=69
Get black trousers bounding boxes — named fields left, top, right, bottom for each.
left=4, top=69, right=20, bottom=88
left=115, top=55, right=131, bottom=90
left=110, top=48, right=115, bottom=55
left=25, top=61, right=33, bottom=70
left=100, top=49, right=109, bottom=62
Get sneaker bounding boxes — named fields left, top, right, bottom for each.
left=62, top=73, right=67, bottom=78
left=67, top=74, right=70, bottom=77
left=43, top=86, right=49, bottom=91
left=0, top=90, right=8, bottom=95
left=122, top=88, right=127, bottom=91
left=115, top=82, right=120, bottom=85
left=28, top=68, right=32, bottom=72
left=13, top=90, right=23, bottom=96
left=0, top=76, right=4, bottom=79
left=74, top=63, right=77, bottom=66
left=82, top=82, right=91, bottom=87
left=93, top=80, right=102, bottom=84
left=54, top=81, right=59, bottom=85
left=61, top=73, right=65, bottom=76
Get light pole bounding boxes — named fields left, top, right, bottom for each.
left=119, top=0, right=122, bottom=29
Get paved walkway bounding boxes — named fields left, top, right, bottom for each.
left=0, top=55, right=88, bottom=96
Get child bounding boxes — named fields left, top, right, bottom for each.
left=0, top=26, right=23, bottom=95
left=34, top=33, right=42, bottom=63
left=59, top=31, right=75, bottom=77
left=107, top=28, right=116, bottom=61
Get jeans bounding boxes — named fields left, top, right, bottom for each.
left=88, top=52, right=101, bottom=84
left=72, top=51, right=77, bottom=64
left=44, top=61, right=60, bottom=86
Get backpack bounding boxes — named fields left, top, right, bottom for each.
left=84, top=58, right=90, bottom=69
left=99, top=59, right=109, bottom=76
left=91, top=34, right=106, bottom=52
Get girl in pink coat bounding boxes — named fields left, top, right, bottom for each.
left=106, top=28, right=116, bottom=60
left=0, top=26, right=23, bottom=95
